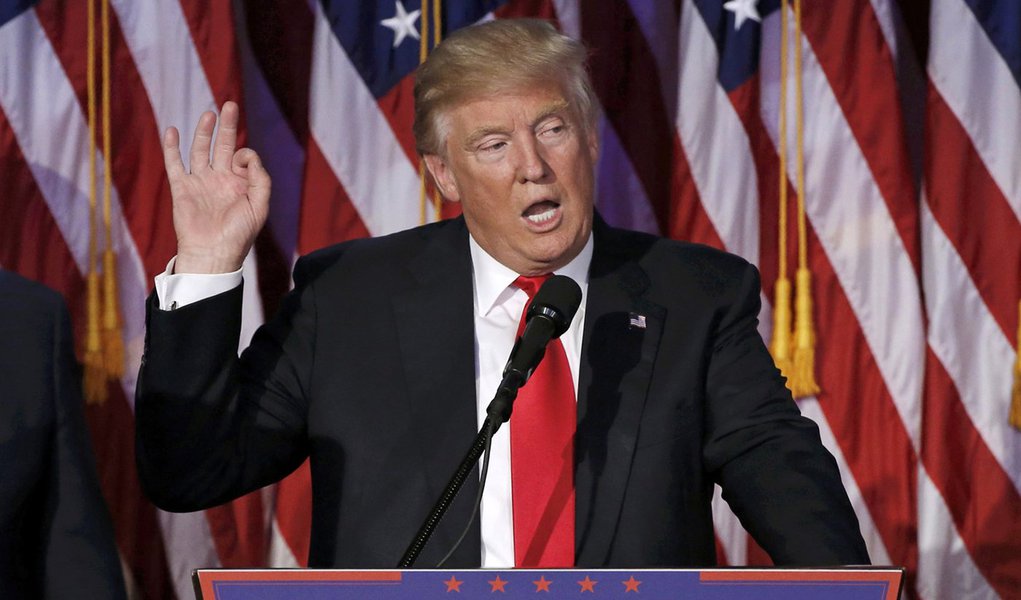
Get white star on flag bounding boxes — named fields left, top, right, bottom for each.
left=380, top=1, right=421, bottom=48
left=723, top=0, right=762, bottom=31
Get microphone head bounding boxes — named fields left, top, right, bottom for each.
left=526, top=275, right=583, bottom=338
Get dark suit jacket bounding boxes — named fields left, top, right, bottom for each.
left=137, top=216, right=868, bottom=568
left=0, top=271, right=126, bottom=599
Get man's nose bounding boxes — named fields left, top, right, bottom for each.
left=514, top=138, right=549, bottom=183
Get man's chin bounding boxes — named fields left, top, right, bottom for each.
left=523, top=242, right=582, bottom=273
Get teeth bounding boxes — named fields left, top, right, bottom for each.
left=526, top=206, right=557, bottom=224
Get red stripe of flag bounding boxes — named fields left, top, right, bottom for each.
left=801, top=0, right=922, bottom=273
left=377, top=75, right=419, bottom=167
left=375, top=75, right=462, bottom=220
left=667, top=133, right=726, bottom=250
left=0, top=106, right=86, bottom=351
left=725, top=76, right=785, bottom=288
left=177, top=0, right=246, bottom=114
left=922, top=350, right=1021, bottom=597
left=924, top=86, right=1021, bottom=343
left=495, top=0, right=558, bottom=21
left=274, top=460, right=313, bottom=567
left=298, top=138, right=371, bottom=255
left=205, top=498, right=267, bottom=568
left=922, top=51, right=1021, bottom=600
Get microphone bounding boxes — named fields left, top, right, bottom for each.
left=486, top=275, right=582, bottom=424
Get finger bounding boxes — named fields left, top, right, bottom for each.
left=163, top=127, right=186, bottom=181
left=188, top=110, right=217, bottom=173
left=234, top=148, right=271, bottom=211
left=211, top=101, right=239, bottom=172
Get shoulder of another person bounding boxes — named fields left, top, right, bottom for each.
left=0, top=270, right=66, bottom=320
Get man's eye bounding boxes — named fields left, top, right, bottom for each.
left=479, top=141, right=507, bottom=153
left=540, top=124, right=568, bottom=138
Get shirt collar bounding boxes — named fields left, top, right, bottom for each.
left=469, top=232, right=594, bottom=317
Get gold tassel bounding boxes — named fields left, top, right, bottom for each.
left=84, top=272, right=108, bottom=404
left=102, top=250, right=124, bottom=378
left=1010, top=300, right=1021, bottom=430
left=82, top=0, right=106, bottom=404
left=790, top=267, right=820, bottom=398
left=770, top=277, right=794, bottom=381
left=770, top=0, right=794, bottom=386
left=787, top=0, right=819, bottom=399
left=99, top=0, right=123, bottom=381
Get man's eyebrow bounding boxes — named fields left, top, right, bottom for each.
left=530, top=100, right=570, bottom=127
left=462, top=100, right=572, bottom=150
left=463, top=125, right=509, bottom=150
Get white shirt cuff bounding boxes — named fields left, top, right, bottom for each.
left=154, top=257, right=243, bottom=311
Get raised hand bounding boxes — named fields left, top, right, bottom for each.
left=163, top=101, right=270, bottom=274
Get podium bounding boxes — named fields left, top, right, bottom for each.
left=194, top=568, right=903, bottom=599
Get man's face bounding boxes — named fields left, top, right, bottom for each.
left=424, top=84, right=598, bottom=276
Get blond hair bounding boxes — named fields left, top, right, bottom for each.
left=413, top=19, right=596, bottom=156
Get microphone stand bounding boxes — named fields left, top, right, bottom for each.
left=397, top=415, right=501, bottom=568
left=397, top=367, right=530, bottom=568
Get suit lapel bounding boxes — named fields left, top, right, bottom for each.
left=575, top=220, right=665, bottom=566
left=390, top=219, right=482, bottom=566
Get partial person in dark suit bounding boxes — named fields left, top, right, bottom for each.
left=136, top=19, right=869, bottom=569
left=0, top=270, right=126, bottom=599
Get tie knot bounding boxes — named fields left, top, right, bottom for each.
left=513, top=274, right=551, bottom=299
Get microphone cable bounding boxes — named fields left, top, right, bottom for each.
left=435, top=416, right=496, bottom=568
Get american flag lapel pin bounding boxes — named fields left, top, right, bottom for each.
left=628, top=312, right=647, bottom=330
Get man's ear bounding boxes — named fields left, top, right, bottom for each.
left=422, top=154, right=461, bottom=203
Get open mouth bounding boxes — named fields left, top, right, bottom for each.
left=523, top=200, right=560, bottom=225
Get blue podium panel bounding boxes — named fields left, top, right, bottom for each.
left=194, top=568, right=903, bottom=600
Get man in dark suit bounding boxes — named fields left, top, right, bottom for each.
left=137, top=19, right=868, bottom=569
left=0, top=270, right=126, bottom=599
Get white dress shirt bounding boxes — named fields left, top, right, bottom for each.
left=153, top=232, right=593, bottom=568
left=468, top=235, right=591, bottom=567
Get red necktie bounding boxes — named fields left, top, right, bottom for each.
left=510, top=275, right=576, bottom=567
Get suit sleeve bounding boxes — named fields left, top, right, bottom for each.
left=41, top=295, right=127, bottom=599
left=701, top=262, right=870, bottom=566
left=136, top=271, right=316, bottom=512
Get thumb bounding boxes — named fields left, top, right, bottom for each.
left=235, top=148, right=271, bottom=211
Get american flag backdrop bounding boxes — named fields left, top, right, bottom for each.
left=1, top=0, right=1018, bottom=598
